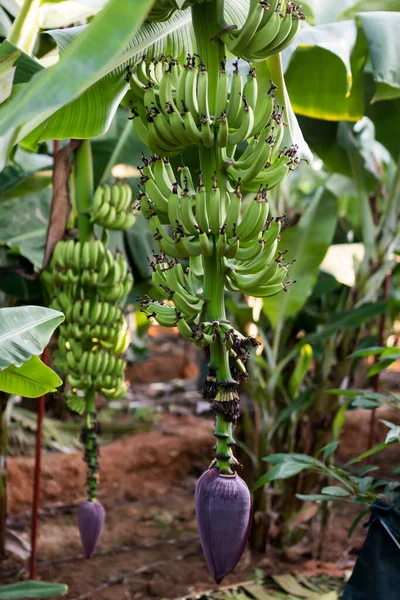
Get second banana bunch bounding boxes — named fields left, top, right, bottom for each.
left=44, top=182, right=136, bottom=413
left=137, top=155, right=295, bottom=383
left=137, top=156, right=295, bottom=299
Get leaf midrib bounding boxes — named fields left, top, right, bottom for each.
left=2, top=365, right=54, bottom=391
left=0, top=312, right=60, bottom=344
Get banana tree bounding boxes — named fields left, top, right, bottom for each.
left=1, top=0, right=400, bottom=583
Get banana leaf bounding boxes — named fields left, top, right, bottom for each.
left=0, top=305, right=64, bottom=369
left=0, top=355, right=62, bottom=397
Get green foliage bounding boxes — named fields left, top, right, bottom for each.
left=303, top=301, right=388, bottom=344
left=2, top=0, right=400, bottom=559
left=0, top=188, right=51, bottom=267
left=0, top=40, right=42, bottom=83
left=0, top=580, right=67, bottom=599
left=338, top=0, right=400, bottom=20
left=0, top=355, right=62, bottom=397
left=38, top=0, right=108, bottom=29
left=0, top=0, right=154, bottom=165
left=0, top=305, right=64, bottom=369
left=263, top=188, right=338, bottom=327
left=0, top=46, right=19, bottom=102
left=359, top=12, right=400, bottom=101
left=284, top=21, right=366, bottom=121
left=288, top=344, right=313, bottom=400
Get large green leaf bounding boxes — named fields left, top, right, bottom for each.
left=0, top=188, right=51, bottom=267
left=0, top=47, right=19, bottom=103
left=0, top=0, right=154, bottom=166
left=0, top=147, right=53, bottom=201
left=0, top=580, right=67, bottom=599
left=283, top=20, right=367, bottom=121
left=252, top=461, right=310, bottom=491
left=38, top=11, right=194, bottom=141
left=0, top=0, right=249, bottom=149
left=39, top=0, right=107, bottom=29
left=0, top=0, right=19, bottom=18
left=304, top=301, right=388, bottom=344
left=125, top=212, right=158, bottom=281
left=338, top=1, right=400, bottom=21
left=0, top=355, right=62, bottom=397
left=367, top=97, right=400, bottom=159
left=90, top=106, right=143, bottom=186
left=305, top=0, right=354, bottom=24
left=263, top=189, right=338, bottom=328
left=358, top=12, right=400, bottom=102
left=0, top=40, right=43, bottom=83
left=0, top=305, right=64, bottom=369
left=0, top=5, right=12, bottom=37
left=297, top=117, right=389, bottom=184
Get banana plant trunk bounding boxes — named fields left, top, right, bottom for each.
left=0, top=393, right=8, bottom=560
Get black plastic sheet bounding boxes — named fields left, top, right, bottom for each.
left=342, top=499, right=400, bottom=600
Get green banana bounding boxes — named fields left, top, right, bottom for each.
left=226, top=61, right=243, bottom=129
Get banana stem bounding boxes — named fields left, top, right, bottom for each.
left=0, top=394, right=8, bottom=560
left=191, top=2, right=224, bottom=115
left=214, top=413, right=235, bottom=474
left=82, top=387, right=99, bottom=502
left=7, top=0, right=41, bottom=55
left=75, top=140, right=94, bottom=244
left=203, top=249, right=234, bottom=386
left=192, top=1, right=238, bottom=463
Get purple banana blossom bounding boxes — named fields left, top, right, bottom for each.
left=78, top=500, right=105, bottom=558
left=195, top=468, right=252, bottom=584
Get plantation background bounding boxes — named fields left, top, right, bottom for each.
left=0, top=0, right=400, bottom=598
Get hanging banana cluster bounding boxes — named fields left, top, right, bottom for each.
left=91, top=182, right=136, bottom=230
left=129, top=0, right=304, bottom=580
left=130, top=49, right=299, bottom=388
left=45, top=213, right=134, bottom=411
left=137, top=156, right=294, bottom=298
left=219, top=0, right=305, bottom=62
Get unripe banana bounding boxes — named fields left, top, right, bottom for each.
left=178, top=189, right=198, bottom=236
left=215, top=59, right=229, bottom=118
left=207, top=177, right=222, bottom=236
left=226, top=62, right=243, bottom=130
left=195, top=179, right=209, bottom=234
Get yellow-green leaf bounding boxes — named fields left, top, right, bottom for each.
left=263, top=189, right=338, bottom=328
left=284, top=21, right=367, bottom=121
left=0, top=356, right=62, bottom=397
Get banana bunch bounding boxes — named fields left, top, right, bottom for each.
left=128, top=56, right=280, bottom=157
left=220, top=0, right=305, bottom=62
left=137, top=154, right=296, bottom=284
left=149, top=254, right=205, bottom=322
left=223, top=207, right=296, bottom=298
left=47, top=239, right=133, bottom=298
left=137, top=162, right=294, bottom=346
left=46, top=233, right=133, bottom=410
left=91, top=182, right=136, bottom=230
